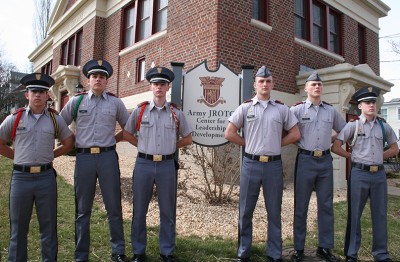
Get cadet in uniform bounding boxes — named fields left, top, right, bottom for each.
left=331, top=86, right=398, bottom=262
left=290, top=73, right=346, bottom=262
left=224, top=66, right=300, bottom=262
left=60, top=59, right=130, bottom=262
left=123, top=66, right=192, bottom=262
left=0, top=73, right=74, bottom=261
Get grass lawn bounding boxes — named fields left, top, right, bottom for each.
left=1, top=155, right=399, bottom=261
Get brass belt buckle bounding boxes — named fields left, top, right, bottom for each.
left=30, top=166, right=41, bottom=173
left=259, top=156, right=269, bottom=162
left=313, top=150, right=323, bottom=157
left=153, top=155, right=162, bottom=162
left=90, top=147, right=100, bottom=154
left=369, top=166, right=378, bottom=172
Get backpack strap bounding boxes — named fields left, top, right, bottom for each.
left=136, top=101, right=149, bottom=131
left=169, top=103, right=180, bottom=130
left=72, top=93, right=85, bottom=122
left=11, top=108, right=26, bottom=141
left=377, top=118, right=387, bottom=148
left=48, top=108, right=59, bottom=139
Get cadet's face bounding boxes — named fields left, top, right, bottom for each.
left=150, top=82, right=170, bottom=98
left=254, top=76, right=274, bottom=99
left=25, top=90, right=48, bottom=108
left=358, top=100, right=376, bottom=116
left=88, top=73, right=108, bottom=95
left=305, top=81, right=323, bottom=98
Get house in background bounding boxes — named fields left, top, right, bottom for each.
left=381, top=98, right=400, bottom=140
left=28, top=0, right=393, bottom=188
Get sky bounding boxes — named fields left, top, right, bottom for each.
left=0, top=0, right=400, bottom=99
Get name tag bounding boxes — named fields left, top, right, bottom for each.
left=16, top=127, right=26, bottom=130
left=301, top=117, right=310, bottom=120
left=141, top=121, right=149, bottom=125
left=246, top=115, right=255, bottom=119
left=79, top=110, right=87, bottom=113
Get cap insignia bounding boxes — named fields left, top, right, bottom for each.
left=157, top=67, right=162, bottom=74
left=98, top=60, right=103, bottom=66
left=35, top=74, right=41, bottom=80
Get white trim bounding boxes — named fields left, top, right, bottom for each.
left=119, top=31, right=167, bottom=57
left=294, top=37, right=345, bottom=62
left=250, top=19, right=272, bottom=32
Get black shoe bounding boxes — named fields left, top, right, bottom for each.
left=132, top=254, right=146, bottom=262
left=266, top=256, right=283, bottom=262
left=236, top=257, right=250, bottom=262
left=159, top=254, right=175, bottom=262
left=112, top=254, right=128, bottom=262
left=291, top=250, right=304, bottom=262
left=316, top=247, right=338, bottom=262
left=345, top=256, right=357, bottom=262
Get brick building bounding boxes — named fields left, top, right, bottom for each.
left=29, top=0, right=393, bottom=188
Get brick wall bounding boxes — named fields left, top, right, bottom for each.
left=51, top=0, right=381, bottom=98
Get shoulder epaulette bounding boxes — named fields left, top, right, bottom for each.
left=12, top=107, right=26, bottom=115
left=137, top=101, right=150, bottom=107
left=349, top=117, right=359, bottom=122
left=170, top=102, right=180, bottom=109
left=243, top=99, right=252, bottom=104
left=292, top=101, right=304, bottom=106
left=274, top=99, right=284, bottom=105
left=377, top=116, right=386, bottom=123
left=74, top=91, right=87, bottom=96
left=107, top=92, right=117, bottom=97
left=47, top=107, right=59, bottom=115
left=322, top=101, right=332, bottom=106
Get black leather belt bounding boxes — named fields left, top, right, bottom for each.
left=138, top=152, right=174, bottom=162
left=13, top=163, right=53, bottom=173
left=352, top=162, right=384, bottom=173
left=76, top=145, right=116, bottom=154
left=298, top=148, right=330, bottom=157
left=244, top=152, right=281, bottom=162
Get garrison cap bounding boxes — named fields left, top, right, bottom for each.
left=146, top=66, right=175, bottom=83
left=255, top=66, right=272, bottom=78
left=305, top=72, right=322, bottom=83
left=82, top=59, right=113, bottom=78
left=20, top=73, right=55, bottom=91
left=352, top=86, right=380, bottom=103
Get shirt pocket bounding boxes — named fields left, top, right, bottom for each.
left=77, top=105, right=91, bottom=127
left=101, top=106, right=117, bottom=125
left=40, top=126, right=55, bottom=148
left=138, top=120, right=154, bottom=138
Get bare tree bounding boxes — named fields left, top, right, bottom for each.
left=33, top=0, right=55, bottom=45
left=390, top=40, right=400, bottom=56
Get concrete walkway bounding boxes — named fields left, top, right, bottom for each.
left=388, top=185, right=400, bottom=196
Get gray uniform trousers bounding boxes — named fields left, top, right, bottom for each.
left=293, top=153, right=334, bottom=250
left=8, top=169, right=57, bottom=262
left=237, top=157, right=283, bottom=259
left=131, top=157, right=177, bottom=256
left=344, top=167, right=390, bottom=261
left=74, top=150, right=125, bottom=260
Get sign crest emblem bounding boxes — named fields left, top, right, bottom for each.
left=197, top=76, right=226, bottom=107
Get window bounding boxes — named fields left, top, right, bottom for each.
left=137, top=57, right=146, bottom=83
left=41, top=60, right=53, bottom=75
left=61, top=30, right=83, bottom=66
left=253, top=0, right=269, bottom=24
left=380, top=107, right=387, bottom=121
left=122, top=0, right=168, bottom=48
left=397, top=107, right=400, bottom=121
left=358, top=25, right=366, bottom=64
left=294, top=0, right=342, bottom=54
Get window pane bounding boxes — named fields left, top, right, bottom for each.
left=156, top=8, right=167, bottom=32
left=312, top=4, right=324, bottom=47
left=159, top=0, right=168, bottom=9
left=138, top=58, right=146, bottom=82
left=124, top=7, right=135, bottom=47
left=313, top=4, right=322, bottom=26
left=294, top=0, right=305, bottom=39
left=62, top=43, right=68, bottom=65
left=76, top=32, right=82, bottom=65
left=139, top=17, right=151, bottom=40
left=139, top=0, right=151, bottom=40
